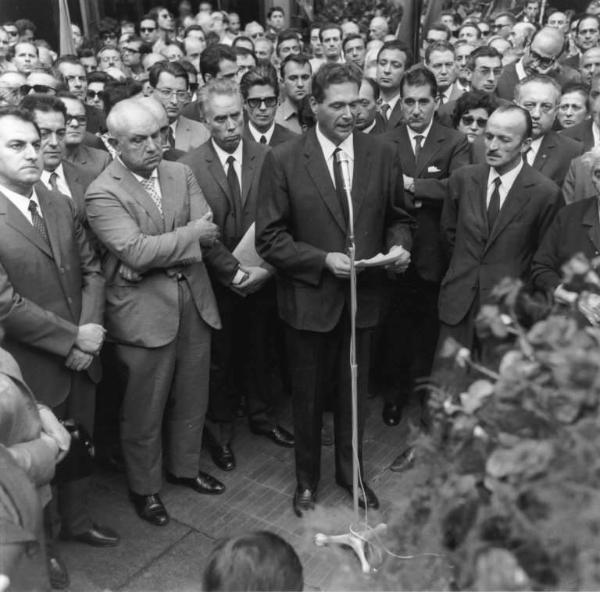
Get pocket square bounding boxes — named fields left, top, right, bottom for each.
left=427, top=165, right=441, bottom=173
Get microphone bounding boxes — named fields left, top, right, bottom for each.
left=335, top=149, right=352, bottom=194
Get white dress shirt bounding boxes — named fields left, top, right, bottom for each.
left=525, top=136, right=543, bottom=166
left=315, top=125, right=354, bottom=190
left=487, top=160, right=524, bottom=209
left=248, top=121, right=275, bottom=144
left=515, top=58, right=527, bottom=81
left=40, top=163, right=72, bottom=198
left=212, top=138, right=243, bottom=195
left=593, top=121, right=600, bottom=147
left=0, top=182, right=42, bottom=223
left=407, top=119, right=433, bottom=156
left=380, top=93, right=400, bottom=119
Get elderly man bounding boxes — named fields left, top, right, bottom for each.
left=426, top=41, right=462, bottom=104
left=562, top=71, right=600, bottom=151
left=85, top=98, right=224, bottom=527
left=496, top=27, right=581, bottom=100
left=369, top=16, right=389, bottom=41
left=564, top=14, right=600, bottom=70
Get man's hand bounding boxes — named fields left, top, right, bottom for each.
left=403, top=175, right=415, bottom=193
left=235, top=266, right=271, bottom=295
left=193, top=212, right=220, bottom=246
left=37, top=405, right=71, bottom=462
left=554, top=284, right=578, bottom=304
left=74, top=323, right=105, bottom=354
left=65, top=347, right=94, bottom=371
left=325, top=252, right=351, bottom=278
left=119, top=264, right=142, bottom=282
left=386, top=245, right=411, bottom=274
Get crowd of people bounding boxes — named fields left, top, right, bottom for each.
left=2, top=0, right=600, bottom=589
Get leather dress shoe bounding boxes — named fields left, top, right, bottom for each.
left=389, top=446, right=416, bottom=472
left=337, top=481, right=380, bottom=510
left=204, top=430, right=236, bottom=471
left=293, top=487, right=316, bottom=517
left=250, top=422, right=295, bottom=448
left=47, top=553, right=69, bottom=590
left=129, top=492, right=170, bottom=526
left=382, top=402, right=402, bottom=426
left=166, top=470, right=225, bottom=494
left=61, top=523, right=120, bottom=547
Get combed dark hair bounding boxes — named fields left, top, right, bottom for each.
left=458, top=23, right=482, bottom=39
left=15, top=18, right=36, bottom=36
left=400, top=65, right=438, bottom=98
left=425, top=40, right=455, bottom=63
left=494, top=103, right=533, bottom=139
left=453, top=90, right=499, bottom=128
left=267, top=6, right=285, bottom=18
left=319, top=22, right=343, bottom=42
left=425, top=23, right=452, bottom=40
left=232, top=35, right=253, bottom=49
left=0, top=105, right=40, bottom=134
left=362, top=76, right=380, bottom=101
left=277, top=29, right=300, bottom=56
left=240, top=64, right=279, bottom=100
left=342, top=33, right=364, bottom=53
left=20, top=93, right=67, bottom=118
left=376, top=39, right=413, bottom=68
left=200, top=43, right=237, bottom=80
left=235, top=46, right=257, bottom=61
left=466, top=45, right=502, bottom=70
left=184, top=24, right=205, bottom=38
left=576, top=13, right=600, bottom=33
left=561, top=81, right=591, bottom=112
left=203, top=531, right=303, bottom=592
left=103, top=79, right=143, bottom=116
left=87, top=71, right=110, bottom=84
left=149, top=60, right=188, bottom=88
left=279, top=53, right=311, bottom=79
left=312, top=62, right=362, bottom=103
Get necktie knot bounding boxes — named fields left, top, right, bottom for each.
left=381, top=103, right=390, bottom=119
left=49, top=172, right=59, bottom=190
left=227, top=155, right=235, bottom=166
left=259, top=135, right=267, bottom=144
left=493, top=177, right=502, bottom=189
left=28, top=199, right=38, bottom=215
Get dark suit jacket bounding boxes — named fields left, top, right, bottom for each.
left=386, top=100, right=404, bottom=130
left=562, top=154, right=596, bottom=204
left=64, top=144, right=111, bottom=177
left=84, top=104, right=106, bottom=134
left=381, top=121, right=471, bottom=282
left=531, top=197, right=600, bottom=292
left=471, top=130, right=583, bottom=186
left=85, top=159, right=221, bottom=347
left=496, top=62, right=581, bottom=101
left=180, top=140, right=270, bottom=286
left=82, top=131, right=107, bottom=152
left=363, top=114, right=387, bottom=135
left=561, top=118, right=594, bottom=151
left=243, top=123, right=298, bottom=148
left=256, top=129, right=414, bottom=332
left=0, top=186, right=104, bottom=407
left=439, top=163, right=561, bottom=326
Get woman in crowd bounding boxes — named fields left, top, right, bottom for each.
left=452, top=90, right=498, bottom=143
left=557, top=81, right=590, bottom=129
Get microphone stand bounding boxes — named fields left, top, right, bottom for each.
left=313, top=150, right=387, bottom=574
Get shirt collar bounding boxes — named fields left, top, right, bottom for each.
left=279, top=98, right=298, bottom=119
left=516, top=58, right=527, bottom=80
left=489, top=159, right=524, bottom=187
left=211, top=137, right=243, bottom=167
left=361, top=120, right=377, bottom=134
left=383, top=93, right=400, bottom=112
left=529, top=136, right=543, bottom=155
left=407, top=118, right=434, bottom=142
left=248, top=121, right=275, bottom=144
left=117, top=157, right=159, bottom=183
left=0, top=182, right=36, bottom=202
left=40, top=163, right=65, bottom=186
left=315, top=125, right=354, bottom=163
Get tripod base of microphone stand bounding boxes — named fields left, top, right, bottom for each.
left=314, top=522, right=387, bottom=573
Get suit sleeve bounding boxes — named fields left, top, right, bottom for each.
left=441, top=170, right=461, bottom=257
left=562, top=160, right=577, bottom=205
left=85, top=179, right=204, bottom=274
left=530, top=211, right=564, bottom=292
left=256, top=149, right=328, bottom=286
left=385, top=143, right=414, bottom=251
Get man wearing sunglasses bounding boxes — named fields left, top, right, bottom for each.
left=139, top=15, right=160, bottom=48
left=25, top=70, right=59, bottom=95
left=496, top=27, right=581, bottom=100
left=378, top=66, right=469, bottom=435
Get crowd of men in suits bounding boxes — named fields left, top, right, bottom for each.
left=3, top=0, right=600, bottom=588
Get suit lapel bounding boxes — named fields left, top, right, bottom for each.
left=469, top=167, right=490, bottom=239
left=351, top=132, right=370, bottom=217
left=37, top=188, right=63, bottom=267
left=532, top=133, right=554, bottom=172
left=62, top=161, right=85, bottom=209
left=415, top=123, right=445, bottom=176
left=582, top=198, right=600, bottom=252
left=304, top=130, right=346, bottom=232
left=397, top=126, right=416, bottom=175
left=0, top=191, right=53, bottom=258
left=205, top=143, right=234, bottom=209
left=157, top=162, right=176, bottom=231
left=241, top=141, right=257, bottom=206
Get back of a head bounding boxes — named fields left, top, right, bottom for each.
left=203, top=531, right=303, bottom=592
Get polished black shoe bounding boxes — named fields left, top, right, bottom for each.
left=389, top=446, right=416, bottom=473
left=337, top=481, right=380, bottom=510
left=293, top=487, right=316, bottom=517
left=382, top=402, right=402, bottom=426
left=166, top=470, right=225, bottom=494
left=48, top=553, right=70, bottom=590
left=129, top=492, right=170, bottom=526
left=250, top=422, right=295, bottom=448
left=61, top=523, right=120, bottom=547
left=204, top=430, right=236, bottom=471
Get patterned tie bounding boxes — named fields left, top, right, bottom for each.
left=139, top=176, right=163, bottom=217
left=226, top=155, right=244, bottom=238
left=28, top=200, right=50, bottom=244
left=49, top=172, right=59, bottom=192
left=259, top=135, right=267, bottom=144
left=487, top=177, right=502, bottom=231
left=380, top=103, right=391, bottom=120
left=414, top=134, right=424, bottom=162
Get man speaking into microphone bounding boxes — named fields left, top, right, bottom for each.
left=256, top=63, right=414, bottom=517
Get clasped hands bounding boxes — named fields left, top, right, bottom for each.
left=66, top=323, right=106, bottom=371
left=325, top=245, right=411, bottom=278
left=231, top=265, right=271, bottom=296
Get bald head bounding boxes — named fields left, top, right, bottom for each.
left=531, top=27, right=565, bottom=56
left=135, top=96, right=168, bottom=127
left=107, top=98, right=156, bottom=137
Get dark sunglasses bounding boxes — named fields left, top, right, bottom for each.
left=140, top=27, right=156, bottom=32
left=86, top=89, right=106, bottom=100
left=246, top=96, right=277, bottom=109
left=529, top=49, right=556, bottom=68
left=66, top=114, right=87, bottom=125
left=461, top=114, right=488, bottom=128
left=20, top=84, right=56, bottom=94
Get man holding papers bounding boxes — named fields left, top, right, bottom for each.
left=256, top=63, right=414, bottom=517
left=180, top=78, right=294, bottom=475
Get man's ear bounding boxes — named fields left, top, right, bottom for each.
left=107, top=135, right=119, bottom=151
left=309, top=95, right=318, bottom=116
left=520, top=136, right=532, bottom=153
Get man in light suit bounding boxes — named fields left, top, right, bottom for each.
left=378, top=67, right=470, bottom=428
left=180, top=80, right=294, bottom=475
left=0, top=107, right=118, bottom=562
left=256, top=63, right=414, bottom=516
left=438, top=104, right=561, bottom=352
left=85, top=98, right=224, bottom=527
left=149, top=61, right=210, bottom=152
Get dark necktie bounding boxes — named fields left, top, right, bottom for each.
left=487, top=177, right=502, bottom=231
left=49, top=172, right=59, bottom=192
left=226, top=155, right=244, bottom=237
left=259, top=135, right=267, bottom=144
left=414, top=134, right=424, bottom=162
left=333, top=147, right=350, bottom=226
left=28, top=200, right=49, bottom=244
left=167, top=126, right=175, bottom=149
left=381, top=103, right=390, bottom=120
left=523, top=147, right=532, bottom=166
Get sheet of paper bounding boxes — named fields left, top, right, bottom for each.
left=232, top=223, right=264, bottom=267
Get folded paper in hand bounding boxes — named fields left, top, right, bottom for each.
left=232, top=223, right=264, bottom=267
left=356, top=246, right=405, bottom=268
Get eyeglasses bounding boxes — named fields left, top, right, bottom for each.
left=66, top=114, right=87, bottom=125
left=86, top=89, right=106, bottom=100
left=529, top=49, right=556, bottom=68
left=154, top=87, right=190, bottom=101
left=246, top=96, right=278, bottom=109
left=5, top=30, right=18, bottom=37
left=20, top=84, right=56, bottom=94
left=140, top=27, right=156, bottom=32
left=461, top=114, right=488, bottom=128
